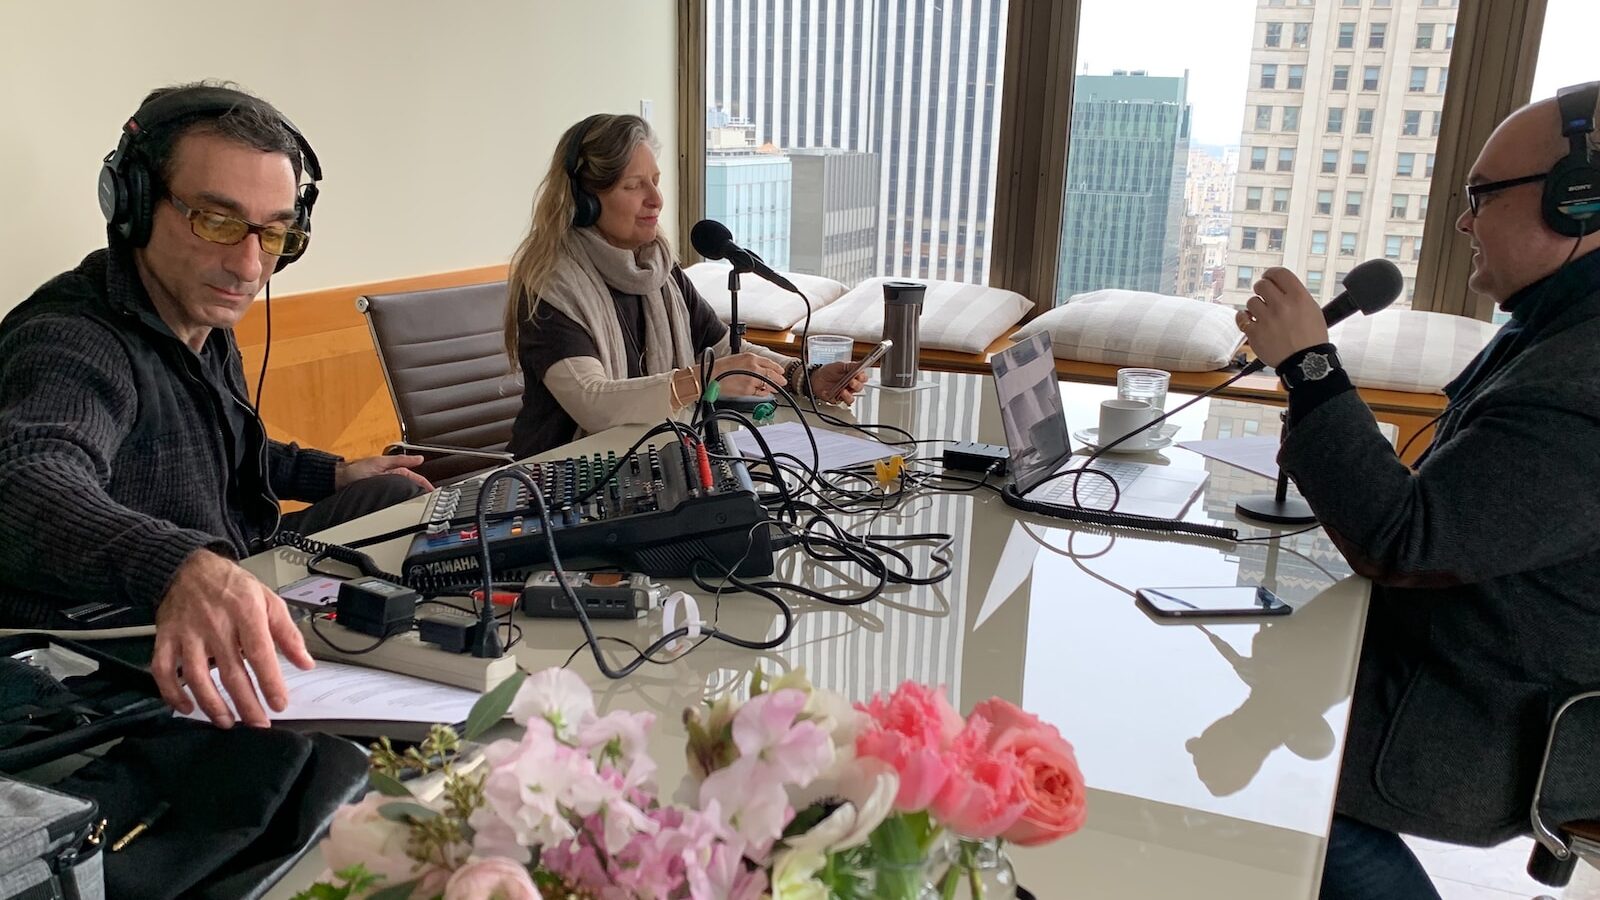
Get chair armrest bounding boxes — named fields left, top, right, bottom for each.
left=1531, top=689, right=1600, bottom=859
left=385, top=441, right=515, bottom=462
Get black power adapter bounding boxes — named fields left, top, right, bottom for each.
left=942, top=441, right=1010, bottom=475
left=335, top=576, right=418, bottom=638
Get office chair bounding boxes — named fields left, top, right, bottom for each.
left=1528, top=689, right=1600, bottom=886
left=357, top=281, right=521, bottom=484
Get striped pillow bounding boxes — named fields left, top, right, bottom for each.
left=1014, top=289, right=1244, bottom=372
left=1331, top=308, right=1498, bottom=393
left=807, top=277, right=1032, bottom=354
left=685, top=262, right=849, bottom=330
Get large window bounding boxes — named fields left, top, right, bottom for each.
left=702, top=0, right=1008, bottom=285
left=688, top=0, right=1503, bottom=316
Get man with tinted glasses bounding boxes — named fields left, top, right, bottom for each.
left=0, top=83, right=431, bottom=730
left=1238, top=86, right=1600, bottom=900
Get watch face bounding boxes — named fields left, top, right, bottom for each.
left=1300, top=352, right=1332, bottom=381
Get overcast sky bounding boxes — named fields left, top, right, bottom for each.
left=1072, top=0, right=1595, bottom=149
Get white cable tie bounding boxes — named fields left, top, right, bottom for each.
left=660, top=591, right=702, bottom=650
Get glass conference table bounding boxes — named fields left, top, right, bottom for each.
left=255, top=370, right=1370, bottom=899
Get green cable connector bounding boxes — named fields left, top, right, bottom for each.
left=753, top=401, right=777, bottom=423
left=703, top=381, right=721, bottom=403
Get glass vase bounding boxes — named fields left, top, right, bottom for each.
left=933, top=837, right=1018, bottom=900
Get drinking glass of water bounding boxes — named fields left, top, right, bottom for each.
left=1117, top=367, right=1171, bottom=412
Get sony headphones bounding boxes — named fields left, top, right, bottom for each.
left=98, top=86, right=322, bottom=272
left=564, top=114, right=605, bottom=228
left=1544, top=81, right=1600, bottom=238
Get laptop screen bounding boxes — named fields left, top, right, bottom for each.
left=991, top=332, right=1074, bottom=495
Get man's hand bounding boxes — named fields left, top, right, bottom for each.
left=335, top=454, right=434, bottom=492
left=710, top=352, right=788, bottom=398
left=806, top=360, right=871, bottom=405
left=150, top=550, right=315, bottom=728
left=1235, top=267, right=1330, bottom=368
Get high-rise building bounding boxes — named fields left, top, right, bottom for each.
left=1223, top=0, right=1459, bottom=310
left=788, top=148, right=881, bottom=284
left=705, top=126, right=793, bottom=270
left=1056, top=71, right=1191, bottom=303
left=705, top=0, right=1009, bottom=284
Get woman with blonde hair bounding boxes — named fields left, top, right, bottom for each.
left=504, top=113, right=866, bottom=457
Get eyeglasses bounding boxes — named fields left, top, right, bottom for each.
left=1464, top=173, right=1547, bottom=217
left=167, top=195, right=308, bottom=257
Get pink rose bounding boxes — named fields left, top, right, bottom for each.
left=321, top=792, right=449, bottom=898
left=969, top=699, right=1087, bottom=846
left=443, top=858, right=542, bottom=900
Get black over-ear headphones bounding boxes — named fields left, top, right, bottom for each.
left=98, top=86, right=323, bottom=272
left=1544, top=81, right=1600, bottom=238
left=564, top=114, right=605, bottom=228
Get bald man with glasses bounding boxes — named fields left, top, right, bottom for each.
left=0, top=83, right=431, bottom=730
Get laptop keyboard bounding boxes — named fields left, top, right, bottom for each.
left=1039, top=460, right=1148, bottom=510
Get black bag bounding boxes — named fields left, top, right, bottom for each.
left=0, top=634, right=167, bottom=773
left=54, top=718, right=369, bottom=900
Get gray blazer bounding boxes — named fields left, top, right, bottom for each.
left=1281, top=256, right=1600, bottom=846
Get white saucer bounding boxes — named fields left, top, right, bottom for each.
left=1073, top=423, right=1179, bottom=453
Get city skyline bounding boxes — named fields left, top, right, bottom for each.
left=703, top=0, right=1591, bottom=307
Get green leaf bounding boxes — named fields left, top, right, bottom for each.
left=290, top=884, right=348, bottom=900
left=369, top=771, right=412, bottom=798
left=463, top=670, right=527, bottom=741
left=377, top=801, right=440, bottom=824
left=367, top=880, right=421, bottom=900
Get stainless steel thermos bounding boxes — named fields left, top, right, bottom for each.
left=881, top=281, right=924, bottom=387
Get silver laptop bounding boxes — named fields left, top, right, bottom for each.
left=990, top=333, right=1207, bottom=520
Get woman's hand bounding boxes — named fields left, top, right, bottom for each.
left=709, top=352, right=788, bottom=397
left=806, top=360, right=871, bottom=405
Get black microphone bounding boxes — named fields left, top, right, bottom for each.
left=690, top=219, right=800, bottom=295
left=1241, top=257, right=1403, bottom=375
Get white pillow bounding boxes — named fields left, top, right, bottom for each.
left=683, top=262, right=848, bottom=331
left=806, top=277, right=1032, bottom=354
left=1013, top=289, right=1244, bottom=372
left=1331, top=308, right=1498, bottom=393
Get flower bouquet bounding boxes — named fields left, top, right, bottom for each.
left=295, top=667, right=1085, bottom=900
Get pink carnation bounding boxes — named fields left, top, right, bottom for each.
left=928, top=715, right=1028, bottom=838
left=853, top=682, right=963, bottom=812
left=442, top=858, right=541, bottom=899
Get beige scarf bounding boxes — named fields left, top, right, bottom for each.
left=539, top=228, right=695, bottom=379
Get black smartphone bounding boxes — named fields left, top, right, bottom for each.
left=823, top=339, right=892, bottom=401
left=1134, top=585, right=1291, bottom=619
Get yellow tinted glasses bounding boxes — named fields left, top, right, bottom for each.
left=167, top=195, right=308, bottom=257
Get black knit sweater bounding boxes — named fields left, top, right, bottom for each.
left=0, top=246, right=341, bottom=627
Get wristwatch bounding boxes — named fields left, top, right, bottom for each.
left=1279, top=345, right=1344, bottom=391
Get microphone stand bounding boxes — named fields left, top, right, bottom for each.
left=716, top=263, right=765, bottom=413
left=1235, top=409, right=1316, bottom=524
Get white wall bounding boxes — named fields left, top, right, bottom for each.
left=0, top=1, right=679, bottom=313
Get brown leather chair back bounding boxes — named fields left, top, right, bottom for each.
left=357, top=281, right=522, bottom=457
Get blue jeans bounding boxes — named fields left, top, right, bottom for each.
left=1320, top=814, right=1442, bottom=900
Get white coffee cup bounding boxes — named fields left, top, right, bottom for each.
left=1098, top=399, right=1160, bottom=450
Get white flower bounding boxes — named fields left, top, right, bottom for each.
left=769, top=847, right=830, bottom=900
left=508, top=668, right=595, bottom=741
left=786, top=756, right=900, bottom=854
